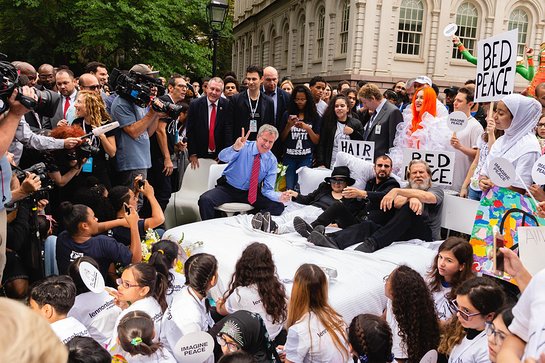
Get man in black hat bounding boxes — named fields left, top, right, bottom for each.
left=293, top=155, right=399, bottom=237
left=444, top=86, right=459, bottom=114
left=308, top=159, right=443, bottom=253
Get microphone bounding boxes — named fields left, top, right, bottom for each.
left=81, top=121, right=119, bottom=139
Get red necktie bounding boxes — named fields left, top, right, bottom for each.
left=208, top=103, right=216, bottom=151
left=63, top=96, right=70, bottom=119
left=248, top=154, right=261, bottom=204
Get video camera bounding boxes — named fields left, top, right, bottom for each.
left=0, top=60, right=61, bottom=116
left=109, top=68, right=165, bottom=108
left=152, top=100, right=185, bottom=119
left=12, top=162, right=55, bottom=200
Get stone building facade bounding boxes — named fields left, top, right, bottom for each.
left=232, top=0, right=545, bottom=89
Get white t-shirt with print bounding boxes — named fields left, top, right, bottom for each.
left=51, top=316, right=91, bottom=344
left=448, top=330, right=488, bottom=363
left=108, top=296, right=163, bottom=353
left=431, top=282, right=453, bottom=321
left=166, top=268, right=186, bottom=306
left=385, top=299, right=408, bottom=359
left=115, top=347, right=177, bottom=363
left=509, top=268, right=545, bottom=360
left=450, top=116, right=483, bottom=193
left=225, top=284, right=284, bottom=339
left=161, top=286, right=214, bottom=356
left=68, top=291, right=122, bottom=345
left=284, top=311, right=349, bottom=363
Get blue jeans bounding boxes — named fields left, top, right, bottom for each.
left=468, top=188, right=482, bottom=201
left=283, top=155, right=313, bottom=191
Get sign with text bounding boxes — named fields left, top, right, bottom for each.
left=475, top=29, right=518, bottom=102
left=340, top=140, right=375, bottom=162
left=531, top=154, right=545, bottom=185
left=517, top=227, right=545, bottom=276
left=401, top=149, right=455, bottom=186
left=174, top=331, right=214, bottom=362
left=488, top=157, right=515, bottom=188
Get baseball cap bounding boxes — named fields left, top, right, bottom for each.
left=414, top=75, right=432, bottom=86
left=444, top=86, right=460, bottom=95
left=130, top=64, right=159, bottom=76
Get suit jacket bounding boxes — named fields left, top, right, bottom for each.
left=230, top=90, right=275, bottom=142
left=363, top=100, right=403, bottom=158
left=42, top=91, right=78, bottom=128
left=262, top=86, right=290, bottom=125
left=186, top=96, right=233, bottom=159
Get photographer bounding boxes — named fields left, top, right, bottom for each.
left=0, top=86, right=36, bottom=283
left=110, top=64, right=167, bottom=206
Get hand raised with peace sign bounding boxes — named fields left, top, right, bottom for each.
left=233, top=128, right=251, bottom=151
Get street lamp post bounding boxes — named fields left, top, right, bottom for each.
left=207, top=0, right=229, bottom=76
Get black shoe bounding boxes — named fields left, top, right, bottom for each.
left=308, top=231, right=339, bottom=249
left=355, top=238, right=377, bottom=253
left=313, top=225, right=325, bottom=235
left=262, top=212, right=273, bottom=233
left=294, top=216, right=313, bottom=238
left=251, top=212, right=263, bottom=230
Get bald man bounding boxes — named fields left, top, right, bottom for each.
left=37, top=64, right=56, bottom=90
left=261, top=66, right=290, bottom=158
left=12, top=61, right=37, bottom=87
left=78, top=73, right=101, bottom=93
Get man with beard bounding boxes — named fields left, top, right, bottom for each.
left=293, top=155, right=399, bottom=237
left=307, top=159, right=443, bottom=253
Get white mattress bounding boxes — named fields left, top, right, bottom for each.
left=164, top=215, right=439, bottom=324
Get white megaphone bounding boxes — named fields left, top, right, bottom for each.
left=81, top=121, right=120, bottom=139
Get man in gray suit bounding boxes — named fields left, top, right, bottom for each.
left=359, top=83, right=403, bottom=158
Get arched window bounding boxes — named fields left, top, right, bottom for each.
left=282, top=23, right=290, bottom=67
left=271, top=28, right=279, bottom=67
left=298, top=15, right=306, bottom=63
left=339, top=0, right=350, bottom=55
left=452, top=2, right=479, bottom=59
left=396, top=0, right=424, bottom=55
left=259, top=33, right=266, bottom=66
left=508, top=8, right=529, bottom=56
left=316, top=7, right=326, bottom=59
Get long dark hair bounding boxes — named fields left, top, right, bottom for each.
left=223, top=242, right=287, bottom=324
left=319, top=94, right=350, bottom=159
left=287, top=85, right=319, bottom=121
left=184, top=253, right=218, bottom=298
left=59, top=202, right=91, bottom=236
left=390, top=265, right=440, bottom=363
left=148, top=240, right=179, bottom=295
left=128, top=263, right=168, bottom=312
left=117, top=311, right=163, bottom=356
left=428, top=237, right=474, bottom=298
left=349, top=314, right=393, bottom=363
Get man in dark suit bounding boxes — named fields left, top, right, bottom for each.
left=186, top=76, right=233, bottom=169
left=230, top=65, right=274, bottom=142
left=359, top=83, right=403, bottom=158
left=261, top=66, right=289, bottom=158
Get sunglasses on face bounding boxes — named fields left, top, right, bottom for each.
left=82, top=85, right=101, bottom=90
left=330, top=179, right=347, bottom=185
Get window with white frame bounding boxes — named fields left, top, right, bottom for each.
left=396, top=0, right=424, bottom=55
left=339, top=0, right=350, bottom=55
left=452, top=2, right=479, bottom=59
left=508, top=8, right=529, bottom=57
left=317, top=7, right=325, bottom=59
left=298, top=15, right=306, bottom=63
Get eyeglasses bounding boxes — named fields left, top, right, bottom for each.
left=82, top=85, right=101, bottom=91
left=537, top=124, right=545, bottom=128
left=216, top=335, right=240, bottom=353
left=485, top=322, right=507, bottom=345
left=330, top=179, right=346, bottom=185
left=449, top=299, right=481, bottom=321
left=177, top=85, right=188, bottom=90
left=116, top=278, right=140, bottom=289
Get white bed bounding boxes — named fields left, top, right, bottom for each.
left=164, top=213, right=440, bottom=324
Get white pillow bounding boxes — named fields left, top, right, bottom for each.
left=296, top=167, right=331, bottom=195
left=333, top=152, right=374, bottom=189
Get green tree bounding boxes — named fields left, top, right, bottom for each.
left=0, top=0, right=232, bottom=79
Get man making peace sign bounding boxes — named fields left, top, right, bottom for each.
left=198, top=124, right=291, bottom=220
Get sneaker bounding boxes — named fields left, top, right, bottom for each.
left=262, top=212, right=273, bottom=233
left=270, top=219, right=279, bottom=234
left=293, top=216, right=313, bottom=238
left=308, top=231, right=339, bottom=249
left=313, top=225, right=325, bottom=235
left=355, top=238, right=377, bottom=253
left=251, top=212, right=263, bottom=230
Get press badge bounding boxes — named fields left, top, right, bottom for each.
left=249, top=119, right=257, bottom=132
left=375, top=124, right=382, bottom=134
left=82, top=157, right=93, bottom=173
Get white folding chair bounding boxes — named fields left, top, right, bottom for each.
left=208, top=164, right=253, bottom=217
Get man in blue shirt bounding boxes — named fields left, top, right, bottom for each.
left=198, top=124, right=291, bottom=220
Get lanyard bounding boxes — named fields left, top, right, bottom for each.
left=247, top=92, right=260, bottom=118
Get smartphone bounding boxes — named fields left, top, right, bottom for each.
left=124, top=203, right=131, bottom=215
left=137, top=179, right=145, bottom=189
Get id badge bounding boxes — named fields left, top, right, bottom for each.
left=375, top=124, right=382, bottom=134
left=82, top=157, right=93, bottom=173
left=249, top=119, right=257, bottom=132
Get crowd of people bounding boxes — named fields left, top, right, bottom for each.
left=0, top=50, right=545, bottom=363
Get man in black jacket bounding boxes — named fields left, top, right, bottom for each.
left=294, top=155, right=399, bottom=237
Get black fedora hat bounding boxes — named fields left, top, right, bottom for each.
left=324, top=166, right=355, bottom=186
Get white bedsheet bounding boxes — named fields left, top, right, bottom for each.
left=164, top=216, right=439, bottom=324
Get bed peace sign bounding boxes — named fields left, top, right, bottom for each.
left=233, top=128, right=252, bottom=151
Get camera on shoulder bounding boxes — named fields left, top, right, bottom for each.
left=109, top=68, right=165, bottom=108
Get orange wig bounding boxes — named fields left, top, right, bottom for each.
left=410, top=87, right=437, bottom=133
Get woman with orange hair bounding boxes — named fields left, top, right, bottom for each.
left=389, top=86, right=450, bottom=174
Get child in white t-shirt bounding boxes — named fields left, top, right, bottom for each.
left=113, top=311, right=176, bottom=362
left=67, top=256, right=121, bottom=345
left=216, top=242, right=287, bottom=340
left=147, top=240, right=186, bottom=306
left=29, top=275, right=90, bottom=344
left=282, top=263, right=350, bottom=363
